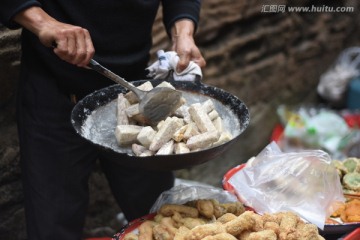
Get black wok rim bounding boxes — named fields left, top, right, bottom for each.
left=70, top=79, right=250, bottom=169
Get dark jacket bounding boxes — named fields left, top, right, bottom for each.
left=1, top=0, right=200, bottom=96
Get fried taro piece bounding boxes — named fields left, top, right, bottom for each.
left=138, top=221, right=155, bottom=240
left=184, top=222, right=225, bottom=240
left=152, top=217, right=178, bottom=240
left=186, top=200, right=245, bottom=219
left=221, top=202, right=245, bottom=216
left=196, top=200, right=215, bottom=219
left=263, top=221, right=280, bottom=236
left=224, top=211, right=255, bottom=236
left=202, top=232, right=237, bottom=240
left=171, top=211, right=207, bottom=229
left=216, top=213, right=237, bottom=224
left=296, top=222, right=323, bottom=240
left=277, top=212, right=300, bottom=240
left=124, top=232, right=139, bottom=240
left=159, top=204, right=199, bottom=218
left=247, top=230, right=277, bottom=240
left=174, top=226, right=190, bottom=240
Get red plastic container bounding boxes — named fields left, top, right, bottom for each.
left=344, top=227, right=360, bottom=240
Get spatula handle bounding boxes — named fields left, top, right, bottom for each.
left=88, top=59, right=143, bottom=98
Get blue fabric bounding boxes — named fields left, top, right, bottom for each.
left=347, top=77, right=360, bottom=110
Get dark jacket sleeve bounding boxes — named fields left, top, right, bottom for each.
left=161, top=0, right=201, bottom=37
left=0, top=0, right=41, bottom=29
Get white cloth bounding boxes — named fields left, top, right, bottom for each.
left=146, top=50, right=202, bottom=81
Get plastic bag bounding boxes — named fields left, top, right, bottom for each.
left=317, top=47, right=360, bottom=106
left=228, top=142, right=345, bottom=230
left=276, top=105, right=353, bottom=159
left=150, top=185, right=238, bottom=213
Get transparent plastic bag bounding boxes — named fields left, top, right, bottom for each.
left=276, top=105, right=353, bottom=158
left=228, top=142, right=345, bottom=230
left=150, top=185, right=237, bottom=213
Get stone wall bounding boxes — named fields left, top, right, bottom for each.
left=1, top=1, right=360, bottom=239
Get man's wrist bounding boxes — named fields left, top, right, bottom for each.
left=13, top=6, right=53, bottom=36
left=171, top=19, right=195, bottom=39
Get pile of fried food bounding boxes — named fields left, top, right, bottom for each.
left=328, top=157, right=360, bottom=224
left=332, top=157, right=360, bottom=195
left=115, top=81, right=233, bottom=156
left=123, top=199, right=324, bottom=240
left=330, top=198, right=360, bottom=223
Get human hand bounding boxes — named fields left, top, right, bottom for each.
left=171, top=19, right=206, bottom=72
left=14, top=7, right=94, bottom=67
left=40, top=21, right=94, bottom=67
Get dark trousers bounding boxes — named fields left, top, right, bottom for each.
left=16, top=68, right=174, bottom=240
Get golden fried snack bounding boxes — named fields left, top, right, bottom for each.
left=330, top=203, right=345, bottom=218
left=263, top=222, right=280, bottom=236
left=153, top=214, right=164, bottom=223
left=124, top=232, right=139, bottom=240
left=196, top=200, right=214, bottom=218
left=171, top=211, right=207, bottom=229
left=272, top=212, right=301, bottom=240
left=153, top=224, right=177, bottom=240
left=171, top=212, right=184, bottom=228
left=247, top=229, right=277, bottom=240
left=153, top=224, right=174, bottom=240
left=296, top=222, right=322, bottom=240
left=220, top=202, right=245, bottom=216
left=213, top=206, right=227, bottom=218
left=159, top=204, right=199, bottom=218
left=182, top=217, right=208, bottom=230
left=201, top=199, right=225, bottom=218
left=280, top=230, right=300, bottom=240
left=188, top=199, right=245, bottom=219
left=184, top=222, right=225, bottom=240
left=341, top=199, right=360, bottom=222
left=138, top=220, right=155, bottom=240
left=216, top=213, right=237, bottom=224
left=202, top=232, right=237, bottom=240
left=174, top=226, right=190, bottom=240
left=152, top=217, right=178, bottom=240
left=347, top=215, right=360, bottom=222
left=262, top=213, right=281, bottom=225
left=248, top=211, right=264, bottom=232
left=184, top=200, right=197, bottom=208
left=160, top=217, right=178, bottom=234
left=237, top=230, right=251, bottom=240
left=129, top=205, right=325, bottom=240
left=224, top=211, right=255, bottom=236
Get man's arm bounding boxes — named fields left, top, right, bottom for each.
left=171, top=19, right=206, bottom=72
left=13, top=6, right=94, bottom=67
left=0, top=2, right=94, bottom=67
left=1, top=0, right=41, bottom=28
left=161, top=0, right=205, bottom=72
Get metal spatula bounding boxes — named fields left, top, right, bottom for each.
left=88, top=59, right=182, bottom=125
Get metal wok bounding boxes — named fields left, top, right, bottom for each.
left=71, top=77, right=250, bottom=171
